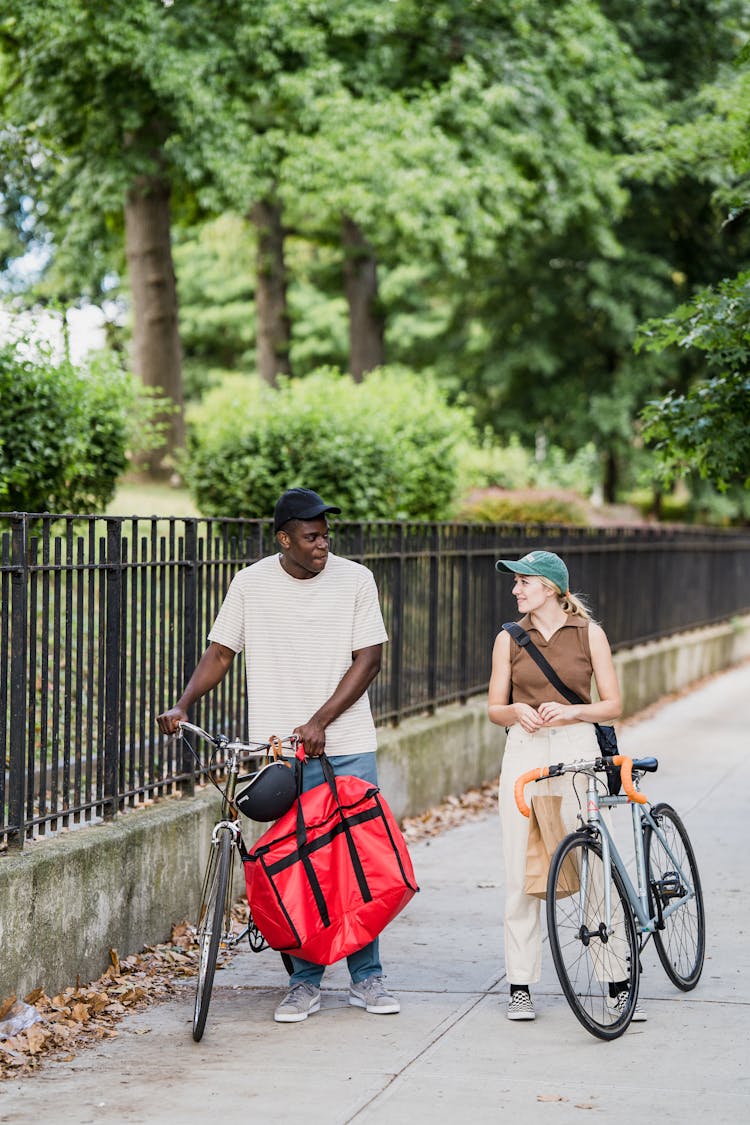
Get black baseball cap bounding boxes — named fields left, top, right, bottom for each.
left=273, top=488, right=342, bottom=533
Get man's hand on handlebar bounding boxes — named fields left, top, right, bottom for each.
left=157, top=706, right=189, bottom=736
left=293, top=718, right=326, bottom=757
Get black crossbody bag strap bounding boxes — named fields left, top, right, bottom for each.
left=502, top=622, right=623, bottom=797
left=501, top=621, right=585, bottom=706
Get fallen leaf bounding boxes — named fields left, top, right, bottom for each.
left=25, top=1026, right=50, bottom=1055
left=0, top=997, right=16, bottom=1022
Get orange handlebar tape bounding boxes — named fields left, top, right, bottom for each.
left=514, top=766, right=550, bottom=818
left=612, top=755, right=647, bottom=804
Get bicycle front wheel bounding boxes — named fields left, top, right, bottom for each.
left=644, top=802, right=705, bottom=990
left=547, top=832, right=640, bottom=1041
left=193, top=828, right=232, bottom=1042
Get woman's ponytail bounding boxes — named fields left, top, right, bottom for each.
left=559, top=590, right=592, bottom=620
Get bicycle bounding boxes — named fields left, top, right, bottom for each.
left=515, top=753, right=705, bottom=1041
left=177, top=720, right=299, bottom=1042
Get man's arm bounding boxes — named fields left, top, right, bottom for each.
left=156, top=642, right=237, bottom=734
left=294, top=643, right=382, bottom=756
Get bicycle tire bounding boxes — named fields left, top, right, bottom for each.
left=547, top=832, right=640, bottom=1041
left=644, top=802, right=705, bottom=990
left=193, top=828, right=232, bottom=1042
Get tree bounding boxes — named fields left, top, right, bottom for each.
left=637, top=273, right=750, bottom=490
left=251, top=198, right=292, bottom=384
left=175, top=0, right=341, bottom=385
left=171, top=214, right=256, bottom=396
left=0, top=0, right=213, bottom=475
left=630, top=34, right=750, bottom=492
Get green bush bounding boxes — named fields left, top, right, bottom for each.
left=183, top=366, right=475, bottom=520
left=0, top=336, right=164, bottom=514
left=628, top=484, right=750, bottom=527
left=457, top=433, right=600, bottom=495
left=457, top=494, right=590, bottom=526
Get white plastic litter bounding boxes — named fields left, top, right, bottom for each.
left=0, top=1000, right=43, bottom=1039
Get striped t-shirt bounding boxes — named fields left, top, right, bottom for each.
left=208, top=552, right=388, bottom=755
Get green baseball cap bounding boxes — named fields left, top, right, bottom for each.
left=495, top=550, right=569, bottom=595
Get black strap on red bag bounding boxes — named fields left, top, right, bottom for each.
left=501, top=621, right=622, bottom=795
left=294, top=750, right=373, bottom=926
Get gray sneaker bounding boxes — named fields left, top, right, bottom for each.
left=349, top=975, right=400, bottom=1014
left=274, top=982, right=321, bottom=1023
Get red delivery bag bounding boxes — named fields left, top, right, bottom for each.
left=244, top=753, right=418, bottom=965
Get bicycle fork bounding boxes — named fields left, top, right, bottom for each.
left=576, top=777, right=651, bottom=944
left=574, top=778, right=614, bottom=946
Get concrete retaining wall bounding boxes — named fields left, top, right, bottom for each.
left=1, top=614, right=748, bottom=1001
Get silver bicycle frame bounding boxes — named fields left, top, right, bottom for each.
left=578, top=775, right=696, bottom=937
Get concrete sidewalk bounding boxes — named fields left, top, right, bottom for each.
left=2, top=663, right=748, bottom=1124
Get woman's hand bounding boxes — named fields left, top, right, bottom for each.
left=537, top=701, right=579, bottom=725
left=513, top=703, right=546, bottom=733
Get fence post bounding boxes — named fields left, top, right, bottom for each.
left=180, top=519, right=197, bottom=795
left=390, top=523, right=404, bottom=723
left=459, top=525, right=470, bottom=704
left=7, top=514, right=28, bottom=851
left=427, top=524, right=439, bottom=713
left=103, top=518, right=122, bottom=820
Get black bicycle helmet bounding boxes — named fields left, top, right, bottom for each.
left=235, top=759, right=297, bottom=822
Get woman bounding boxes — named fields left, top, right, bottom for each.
left=488, top=549, right=634, bottom=1022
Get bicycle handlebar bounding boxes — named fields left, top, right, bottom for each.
left=513, top=755, right=648, bottom=817
left=178, top=720, right=301, bottom=759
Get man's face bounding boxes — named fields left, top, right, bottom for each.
left=277, top=517, right=330, bottom=579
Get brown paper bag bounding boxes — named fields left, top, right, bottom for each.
left=524, top=795, right=579, bottom=900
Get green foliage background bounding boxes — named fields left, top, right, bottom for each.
left=2, top=0, right=750, bottom=518
left=184, top=367, right=474, bottom=520
left=0, top=337, right=167, bottom=513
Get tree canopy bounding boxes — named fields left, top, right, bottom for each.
left=2, top=0, right=749, bottom=509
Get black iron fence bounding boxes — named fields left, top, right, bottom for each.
left=2, top=513, right=749, bottom=851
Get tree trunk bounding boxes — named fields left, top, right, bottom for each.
left=603, top=447, right=618, bottom=504
left=250, top=199, right=291, bottom=387
left=124, top=170, right=184, bottom=479
left=342, top=216, right=385, bottom=381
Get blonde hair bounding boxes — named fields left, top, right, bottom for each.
left=538, top=576, right=593, bottom=621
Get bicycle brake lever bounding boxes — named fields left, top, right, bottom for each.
left=543, top=762, right=565, bottom=779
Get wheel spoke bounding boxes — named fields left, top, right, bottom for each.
left=646, top=804, right=705, bottom=990
left=547, top=834, right=639, bottom=1041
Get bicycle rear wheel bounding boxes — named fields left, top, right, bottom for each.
left=193, top=828, right=232, bottom=1042
left=547, top=832, right=640, bottom=1041
left=644, top=802, right=705, bottom=990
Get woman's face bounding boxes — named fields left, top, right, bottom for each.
left=512, top=574, right=556, bottom=613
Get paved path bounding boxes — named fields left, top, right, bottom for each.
left=2, top=664, right=748, bottom=1124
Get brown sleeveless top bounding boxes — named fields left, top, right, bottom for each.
left=508, top=614, right=592, bottom=708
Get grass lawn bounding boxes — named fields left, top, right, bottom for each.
left=106, top=478, right=201, bottom=518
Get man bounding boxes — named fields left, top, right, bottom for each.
left=156, top=487, right=399, bottom=1023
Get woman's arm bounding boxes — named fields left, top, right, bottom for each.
left=488, top=630, right=545, bottom=733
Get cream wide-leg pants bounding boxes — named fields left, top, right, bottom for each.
left=498, top=722, right=598, bottom=986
